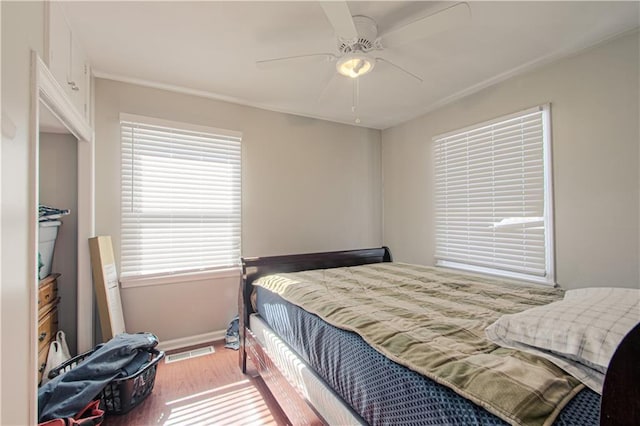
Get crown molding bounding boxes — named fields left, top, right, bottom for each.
left=93, top=27, right=638, bottom=131
left=92, top=70, right=382, bottom=130
left=400, top=27, right=640, bottom=129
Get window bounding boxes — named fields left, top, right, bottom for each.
left=120, top=114, right=241, bottom=279
left=433, top=105, right=554, bottom=284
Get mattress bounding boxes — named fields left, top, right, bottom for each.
left=250, top=313, right=365, bottom=425
left=255, top=285, right=601, bottom=426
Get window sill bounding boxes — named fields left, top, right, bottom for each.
left=436, top=260, right=556, bottom=287
left=120, top=267, right=241, bottom=289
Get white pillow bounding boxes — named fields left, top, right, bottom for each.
left=563, top=286, right=639, bottom=301
left=485, top=287, right=639, bottom=393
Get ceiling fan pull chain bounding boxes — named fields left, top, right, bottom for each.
left=353, top=79, right=361, bottom=124
left=352, top=78, right=357, bottom=113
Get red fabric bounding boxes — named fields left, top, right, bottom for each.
left=38, top=400, right=104, bottom=426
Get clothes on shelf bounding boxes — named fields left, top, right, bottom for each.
left=39, top=205, right=71, bottom=222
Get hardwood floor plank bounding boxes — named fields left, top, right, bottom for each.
left=102, top=341, right=289, bottom=426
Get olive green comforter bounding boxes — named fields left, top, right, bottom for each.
left=254, top=262, right=584, bottom=426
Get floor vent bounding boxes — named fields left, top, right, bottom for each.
left=165, top=346, right=215, bottom=364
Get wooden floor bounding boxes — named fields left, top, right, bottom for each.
left=102, top=341, right=289, bottom=426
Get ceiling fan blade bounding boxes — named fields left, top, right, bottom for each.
left=256, top=53, right=337, bottom=69
left=317, top=69, right=340, bottom=103
left=319, top=1, right=358, bottom=40
left=381, top=2, right=471, bottom=48
left=375, top=57, right=423, bottom=83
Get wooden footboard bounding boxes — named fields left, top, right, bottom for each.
left=600, top=322, right=640, bottom=425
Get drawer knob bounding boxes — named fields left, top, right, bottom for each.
left=38, top=332, right=47, bottom=342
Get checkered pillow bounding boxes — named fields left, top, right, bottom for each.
left=564, top=286, right=639, bottom=301
left=486, top=287, right=639, bottom=393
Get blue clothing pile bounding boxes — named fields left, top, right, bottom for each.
left=38, top=332, right=159, bottom=422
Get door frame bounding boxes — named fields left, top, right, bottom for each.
left=29, top=51, right=95, bottom=423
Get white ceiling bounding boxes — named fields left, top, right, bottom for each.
left=62, top=1, right=639, bottom=129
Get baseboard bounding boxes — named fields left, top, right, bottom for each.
left=157, top=329, right=227, bottom=352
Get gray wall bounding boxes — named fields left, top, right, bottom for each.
left=39, top=132, right=78, bottom=355
left=382, top=31, right=640, bottom=290
left=94, top=78, right=382, bottom=342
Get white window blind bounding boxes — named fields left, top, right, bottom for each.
left=120, top=114, right=241, bottom=278
left=433, top=105, right=554, bottom=284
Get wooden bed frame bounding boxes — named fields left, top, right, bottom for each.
left=238, top=246, right=638, bottom=426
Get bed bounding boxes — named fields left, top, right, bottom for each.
left=238, top=247, right=639, bottom=426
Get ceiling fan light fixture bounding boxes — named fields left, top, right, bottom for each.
left=336, top=53, right=374, bottom=78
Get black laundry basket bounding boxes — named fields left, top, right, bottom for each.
left=48, top=348, right=165, bottom=415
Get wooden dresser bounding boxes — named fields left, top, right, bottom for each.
left=38, top=273, right=61, bottom=384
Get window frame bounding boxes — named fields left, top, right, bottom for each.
left=432, top=104, right=555, bottom=285
left=118, top=113, right=242, bottom=284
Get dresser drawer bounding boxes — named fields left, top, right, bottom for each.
left=38, top=278, right=58, bottom=307
left=37, top=307, right=58, bottom=353
left=38, top=345, right=50, bottom=384
left=38, top=273, right=60, bottom=319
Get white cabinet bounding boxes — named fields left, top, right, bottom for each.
left=45, top=1, right=92, bottom=124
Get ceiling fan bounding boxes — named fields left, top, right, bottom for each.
left=257, top=2, right=471, bottom=84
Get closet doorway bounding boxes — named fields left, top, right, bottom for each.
left=30, top=52, right=95, bottom=423
left=39, top=104, right=79, bottom=356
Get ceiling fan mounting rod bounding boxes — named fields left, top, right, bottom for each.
left=338, top=38, right=382, bottom=54
left=337, top=15, right=382, bottom=54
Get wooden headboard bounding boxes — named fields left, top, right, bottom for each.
left=238, top=246, right=392, bottom=372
